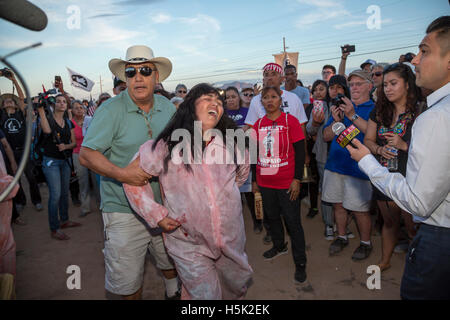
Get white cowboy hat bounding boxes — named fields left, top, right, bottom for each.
left=108, top=45, right=172, bottom=82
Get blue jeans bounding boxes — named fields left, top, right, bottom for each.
left=400, top=223, right=450, bottom=299
left=42, top=156, right=71, bottom=232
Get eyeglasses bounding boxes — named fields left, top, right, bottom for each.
left=124, top=66, right=156, bottom=78
left=371, top=71, right=383, bottom=77
left=177, top=90, right=187, bottom=94
left=243, top=93, right=254, bottom=97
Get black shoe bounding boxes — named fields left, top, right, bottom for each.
left=165, top=290, right=181, bottom=300
left=263, top=234, right=272, bottom=245
left=329, top=237, right=349, bottom=256
left=306, top=208, right=319, bottom=218
left=294, top=265, right=307, bottom=283
left=253, top=223, right=263, bottom=234
left=263, top=243, right=288, bottom=260
left=351, top=243, right=373, bottom=261
left=72, top=199, right=81, bottom=207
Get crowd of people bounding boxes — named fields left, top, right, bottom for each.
left=0, top=16, right=449, bottom=300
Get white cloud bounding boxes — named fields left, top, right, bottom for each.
left=296, top=9, right=349, bottom=28
left=178, top=14, right=221, bottom=32
left=151, top=13, right=172, bottom=24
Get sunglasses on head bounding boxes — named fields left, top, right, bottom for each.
left=243, top=93, right=254, bottom=97
left=124, top=66, right=156, bottom=78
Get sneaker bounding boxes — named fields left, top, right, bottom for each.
left=329, top=237, right=349, bottom=255
left=165, top=290, right=181, bottom=300
left=253, top=223, right=263, bottom=234
left=60, top=221, right=82, bottom=229
left=263, top=234, right=272, bottom=245
left=79, top=211, right=91, bottom=218
left=34, top=203, right=43, bottom=211
left=306, top=208, right=319, bottom=219
left=351, top=243, right=373, bottom=261
left=324, top=226, right=334, bottom=241
left=263, top=243, right=288, bottom=260
left=346, top=228, right=355, bottom=239
left=294, top=265, right=307, bottom=283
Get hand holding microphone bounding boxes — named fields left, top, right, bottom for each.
left=331, top=122, right=360, bottom=148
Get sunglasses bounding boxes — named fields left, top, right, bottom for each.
left=371, top=71, right=383, bottom=77
left=124, top=66, right=156, bottom=78
left=177, top=90, right=187, bottom=94
left=243, top=93, right=254, bottom=97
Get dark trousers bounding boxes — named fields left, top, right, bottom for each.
left=259, top=186, right=307, bottom=267
left=13, top=150, right=42, bottom=206
left=400, top=223, right=450, bottom=300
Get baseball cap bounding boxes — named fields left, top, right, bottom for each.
left=263, top=63, right=283, bottom=74
left=348, top=70, right=372, bottom=82
left=360, top=59, right=377, bottom=69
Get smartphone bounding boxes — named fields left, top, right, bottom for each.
left=312, top=100, right=324, bottom=114
left=55, top=75, right=61, bottom=82
left=341, top=45, right=355, bottom=54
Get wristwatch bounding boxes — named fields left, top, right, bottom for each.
left=351, top=113, right=359, bottom=122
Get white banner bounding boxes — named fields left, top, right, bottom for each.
left=66, top=67, right=95, bottom=92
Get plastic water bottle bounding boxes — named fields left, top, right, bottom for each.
left=386, top=147, right=398, bottom=171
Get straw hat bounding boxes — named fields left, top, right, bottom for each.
left=109, top=45, right=172, bottom=82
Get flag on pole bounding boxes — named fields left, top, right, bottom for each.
left=66, top=67, right=95, bottom=92
left=273, top=52, right=299, bottom=70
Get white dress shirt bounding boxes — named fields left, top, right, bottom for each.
left=244, top=90, right=308, bottom=126
left=358, top=82, right=450, bottom=228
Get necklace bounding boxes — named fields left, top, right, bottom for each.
left=138, top=109, right=154, bottom=138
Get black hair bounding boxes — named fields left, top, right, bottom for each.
left=426, top=16, right=450, bottom=55
left=284, top=64, right=297, bottom=72
left=225, top=86, right=243, bottom=109
left=322, top=64, right=336, bottom=74
left=311, top=80, right=330, bottom=102
left=153, top=83, right=240, bottom=173
left=375, top=63, right=424, bottom=128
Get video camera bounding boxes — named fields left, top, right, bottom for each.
left=34, top=88, right=57, bottom=111
left=341, top=45, right=355, bottom=54
left=0, top=67, right=13, bottom=78
left=331, top=93, right=346, bottom=107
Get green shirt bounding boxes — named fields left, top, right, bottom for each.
left=82, top=90, right=176, bottom=213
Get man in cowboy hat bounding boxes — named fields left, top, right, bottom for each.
left=79, top=45, right=180, bottom=300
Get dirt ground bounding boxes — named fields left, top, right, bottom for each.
left=12, top=180, right=405, bottom=300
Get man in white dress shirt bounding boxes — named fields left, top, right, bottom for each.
left=347, top=16, right=450, bottom=300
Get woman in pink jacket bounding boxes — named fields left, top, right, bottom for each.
left=124, top=83, right=252, bottom=300
left=0, top=151, right=19, bottom=278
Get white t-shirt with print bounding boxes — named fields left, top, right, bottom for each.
left=244, top=90, right=308, bottom=126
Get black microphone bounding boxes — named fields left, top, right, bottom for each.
left=332, top=122, right=360, bottom=148
left=0, top=0, right=48, bottom=31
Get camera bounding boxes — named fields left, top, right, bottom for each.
left=341, top=45, right=355, bottom=54
left=0, top=67, right=13, bottom=78
left=331, top=93, right=346, bottom=107
left=33, top=88, right=57, bottom=111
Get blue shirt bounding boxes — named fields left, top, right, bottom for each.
left=226, top=107, right=248, bottom=127
left=282, top=85, right=310, bottom=106
left=323, top=100, right=375, bottom=180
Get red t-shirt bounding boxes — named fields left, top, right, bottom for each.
left=254, top=112, right=304, bottom=189
left=71, top=119, right=83, bottom=154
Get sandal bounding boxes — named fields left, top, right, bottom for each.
left=60, top=221, right=82, bottom=229
left=13, top=217, right=27, bottom=226
left=377, top=263, right=391, bottom=272
left=51, top=230, right=70, bottom=240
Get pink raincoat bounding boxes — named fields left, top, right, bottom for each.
left=124, top=137, right=253, bottom=299
left=0, top=152, right=19, bottom=277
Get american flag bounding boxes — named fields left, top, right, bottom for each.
left=87, top=99, right=96, bottom=116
